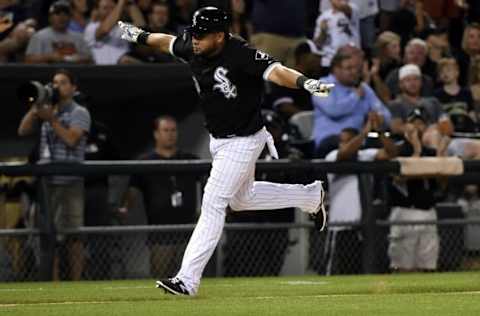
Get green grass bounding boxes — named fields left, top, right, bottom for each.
left=1, top=273, right=480, bottom=315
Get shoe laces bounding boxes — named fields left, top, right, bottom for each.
left=170, top=277, right=182, bottom=285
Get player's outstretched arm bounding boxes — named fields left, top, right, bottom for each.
left=266, top=64, right=334, bottom=97
left=117, top=21, right=175, bottom=55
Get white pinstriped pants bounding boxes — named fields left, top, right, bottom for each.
left=175, top=127, right=322, bottom=294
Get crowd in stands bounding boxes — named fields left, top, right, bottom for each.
left=2, top=0, right=480, bottom=279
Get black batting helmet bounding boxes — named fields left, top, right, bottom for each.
left=188, top=6, right=229, bottom=37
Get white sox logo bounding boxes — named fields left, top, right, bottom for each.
left=213, top=67, right=237, bottom=99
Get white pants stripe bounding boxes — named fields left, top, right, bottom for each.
left=175, top=128, right=322, bottom=294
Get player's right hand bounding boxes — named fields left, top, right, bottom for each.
left=118, top=21, right=143, bottom=43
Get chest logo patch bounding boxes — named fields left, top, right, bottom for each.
left=213, top=67, right=237, bottom=99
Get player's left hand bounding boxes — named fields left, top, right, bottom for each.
left=303, top=79, right=335, bottom=97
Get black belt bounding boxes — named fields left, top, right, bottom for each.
left=210, top=127, right=263, bottom=139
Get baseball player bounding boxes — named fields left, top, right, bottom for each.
left=118, top=6, right=332, bottom=296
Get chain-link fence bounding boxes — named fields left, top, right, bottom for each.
left=1, top=220, right=480, bottom=282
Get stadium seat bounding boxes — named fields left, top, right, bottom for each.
left=289, top=111, right=314, bottom=141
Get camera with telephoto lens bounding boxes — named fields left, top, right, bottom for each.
left=17, top=81, right=60, bottom=107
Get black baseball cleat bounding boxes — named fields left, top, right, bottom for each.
left=156, top=277, right=191, bottom=296
left=310, top=183, right=327, bottom=231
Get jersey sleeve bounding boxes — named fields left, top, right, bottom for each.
left=171, top=31, right=193, bottom=62
left=237, top=44, right=281, bottom=80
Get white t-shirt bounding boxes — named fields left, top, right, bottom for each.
left=314, top=6, right=361, bottom=67
left=320, top=0, right=379, bottom=19
left=84, top=22, right=129, bottom=65
left=325, top=148, right=378, bottom=230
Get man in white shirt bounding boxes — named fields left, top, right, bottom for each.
left=314, top=0, right=361, bottom=70
left=84, top=0, right=144, bottom=64
left=319, top=0, right=378, bottom=54
left=324, top=112, right=396, bottom=275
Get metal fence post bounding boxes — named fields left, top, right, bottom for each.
left=358, top=174, right=376, bottom=274
left=37, top=178, right=55, bottom=281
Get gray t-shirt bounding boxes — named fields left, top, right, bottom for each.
left=388, top=96, right=444, bottom=124
left=26, top=27, right=91, bottom=59
left=39, top=101, right=91, bottom=184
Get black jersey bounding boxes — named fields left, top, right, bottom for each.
left=172, top=32, right=280, bottom=137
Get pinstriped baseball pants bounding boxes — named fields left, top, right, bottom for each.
left=176, top=127, right=322, bottom=294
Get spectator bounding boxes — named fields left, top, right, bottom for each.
left=385, top=38, right=435, bottom=99
left=387, top=63, right=480, bottom=158
left=312, top=48, right=391, bottom=158
left=369, top=31, right=402, bottom=103
left=388, top=64, right=445, bottom=137
left=130, top=1, right=175, bottom=62
left=314, top=0, right=361, bottom=74
left=229, top=0, right=251, bottom=41
left=0, top=0, right=33, bottom=30
left=378, top=0, right=401, bottom=32
left=387, top=108, right=447, bottom=272
left=137, top=0, right=153, bottom=17
left=457, top=23, right=480, bottom=88
left=170, top=0, right=196, bottom=33
left=84, top=0, right=144, bottom=64
left=373, top=31, right=402, bottom=81
left=425, top=28, right=451, bottom=68
left=324, top=113, right=397, bottom=275
left=24, top=1, right=92, bottom=64
left=422, top=0, right=464, bottom=30
left=470, top=55, right=480, bottom=106
left=0, top=15, right=36, bottom=62
left=147, top=0, right=175, bottom=34
left=434, top=57, right=476, bottom=133
left=466, top=0, right=480, bottom=23
left=264, top=40, right=322, bottom=121
left=389, top=0, right=433, bottom=47
left=68, top=0, right=90, bottom=34
left=250, top=0, right=306, bottom=68
left=122, top=116, right=198, bottom=278
left=17, top=69, right=91, bottom=281
left=319, top=0, right=378, bottom=56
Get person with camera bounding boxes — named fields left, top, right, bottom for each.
left=312, top=45, right=392, bottom=158
left=17, top=69, right=91, bottom=281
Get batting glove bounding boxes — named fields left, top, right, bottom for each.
left=118, top=21, right=144, bottom=43
left=304, top=79, right=335, bottom=97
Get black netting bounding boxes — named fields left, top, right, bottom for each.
left=1, top=222, right=480, bottom=281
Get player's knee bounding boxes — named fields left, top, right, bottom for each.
left=229, top=199, right=245, bottom=211
left=202, top=194, right=230, bottom=213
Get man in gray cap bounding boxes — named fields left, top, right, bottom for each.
left=25, top=0, right=92, bottom=64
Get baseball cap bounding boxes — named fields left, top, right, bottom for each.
left=399, top=64, right=421, bottom=80
left=407, top=107, right=428, bottom=123
left=187, top=6, right=229, bottom=37
left=49, top=0, right=71, bottom=15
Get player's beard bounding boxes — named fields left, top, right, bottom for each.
left=194, top=43, right=222, bottom=58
